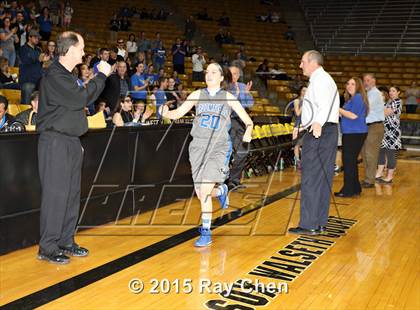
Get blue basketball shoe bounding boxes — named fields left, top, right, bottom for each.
left=194, top=228, right=212, bottom=247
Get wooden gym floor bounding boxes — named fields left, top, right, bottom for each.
left=1, top=154, right=419, bottom=309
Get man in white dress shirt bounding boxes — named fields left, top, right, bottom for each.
left=289, top=50, right=339, bottom=235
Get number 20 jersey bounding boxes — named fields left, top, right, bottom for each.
left=190, top=89, right=232, bottom=143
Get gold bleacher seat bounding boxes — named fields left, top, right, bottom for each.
left=7, top=104, right=20, bottom=116
left=2, top=89, right=21, bottom=105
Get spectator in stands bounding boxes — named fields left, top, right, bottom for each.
left=100, top=60, right=130, bottom=112
left=0, top=56, right=19, bottom=89
left=155, top=76, right=168, bottom=119
left=19, top=29, right=42, bottom=104
left=196, top=8, right=212, bottom=21
left=145, top=64, right=158, bottom=88
left=48, top=0, right=60, bottom=26
left=83, top=53, right=93, bottom=67
left=38, top=7, right=53, bottom=41
left=120, top=16, right=131, bottom=32
left=361, top=73, right=385, bottom=188
left=270, top=11, right=282, bottom=23
left=289, top=74, right=304, bottom=94
left=62, top=0, right=74, bottom=29
left=108, top=47, right=121, bottom=66
left=166, top=77, right=180, bottom=110
left=231, top=52, right=246, bottom=73
left=158, top=67, right=165, bottom=79
left=172, top=37, right=185, bottom=74
left=117, top=38, right=127, bottom=60
left=93, top=48, right=110, bottom=73
left=0, top=17, right=19, bottom=66
left=218, top=12, right=230, bottom=27
left=135, top=51, right=147, bottom=70
left=41, top=40, right=57, bottom=69
left=376, top=86, right=402, bottom=184
left=126, top=33, right=137, bottom=62
left=256, top=58, right=269, bottom=87
left=20, top=22, right=33, bottom=49
left=405, top=81, right=419, bottom=114
left=335, top=77, right=369, bottom=198
left=152, top=41, right=166, bottom=71
left=112, top=95, right=134, bottom=126
left=219, top=53, right=230, bottom=69
left=23, top=2, right=37, bottom=23
left=183, top=39, right=193, bottom=57
left=269, top=64, right=288, bottom=80
left=184, top=16, right=196, bottom=41
left=0, top=95, right=15, bottom=131
left=13, top=11, right=26, bottom=56
left=225, top=31, right=235, bottom=44
left=136, top=31, right=151, bottom=62
left=109, top=13, right=120, bottom=42
left=151, top=32, right=162, bottom=51
left=284, top=26, right=295, bottom=40
left=215, top=28, right=226, bottom=46
left=139, top=7, right=149, bottom=19
left=133, top=100, right=153, bottom=123
left=75, top=63, right=95, bottom=115
left=15, top=90, right=38, bottom=126
left=95, top=100, right=112, bottom=122
left=172, top=70, right=181, bottom=85
left=192, top=46, right=205, bottom=82
left=130, top=62, right=148, bottom=103
left=238, top=45, right=248, bottom=61
left=226, top=65, right=254, bottom=190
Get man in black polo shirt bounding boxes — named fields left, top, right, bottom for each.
left=36, top=31, right=111, bottom=264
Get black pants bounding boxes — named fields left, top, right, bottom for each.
left=406, top=105, right=417, bottom=114
left=340, top=133, right=367, bottom=195
left=228, top=117, right=249, bottom=185
left=192, top=71, right=204, bottom=82
left=173, top=64, right=185, bottom=74
left=38, top=131, right=83, bottom=255
left=300, top=124, right=338, bottom=230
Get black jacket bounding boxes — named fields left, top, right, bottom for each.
left=37, top=60, right=106, bottom=136
left=99, top=73, right=130, bottom=112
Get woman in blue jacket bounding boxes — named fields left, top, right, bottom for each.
left=335, top=77, right=369, bottom=197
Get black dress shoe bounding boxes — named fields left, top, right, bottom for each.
left=59, top=243, right=89, bottom=257
left=288, top=227, right=320, bottom=235
left=334, top=192, right=354, bottom=198
left=361, top=181, right=374, bottom=188
left=37, top=250, right=70, bottom=265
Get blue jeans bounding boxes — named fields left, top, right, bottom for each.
left=3, top=49, right=16, bottom=67
left=20, top=82, right=36, bottom=104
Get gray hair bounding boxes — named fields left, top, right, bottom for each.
left=305, top=50, right=323, bottom=66
left=57, top=31, right=80, bottom=56
left=363, top=73, right=376, bottom=80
